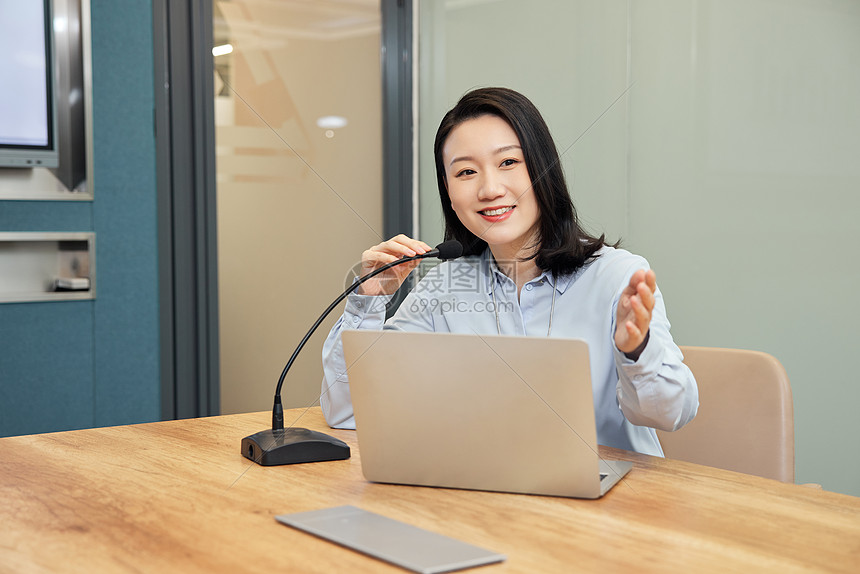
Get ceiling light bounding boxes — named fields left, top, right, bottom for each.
left=316, top=116, right=348, bottom=130
left=212, top=44, right=234, bottom=57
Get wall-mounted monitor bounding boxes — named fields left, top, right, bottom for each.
left=0, top=0, right=59, bottom=168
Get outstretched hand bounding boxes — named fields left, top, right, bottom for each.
left=615, top=269, right=657, bottom=359
left=357, top=235, right=432, bottom=296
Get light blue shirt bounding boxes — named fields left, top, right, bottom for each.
left=321, top=246, right=698, bottom=456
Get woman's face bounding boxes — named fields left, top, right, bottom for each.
left=442, top=114, right=540, bottom=259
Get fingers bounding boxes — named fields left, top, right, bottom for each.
left=627, top=269, right=656, bottom=312
left=625, top=320, right=644, bottom=344
left=615, top=317, right=646, bottom=354
left=630, top=270, right=655, bottom=324
left=616, top=268, right=657, bottom=353
left=358, top=235, right=431, bottom=296
left=645, top=269, right=657, bottom=292
left=377, top=234, right=432, bottom=259
left=636, top=280, right=655, bottom=313
left=360, top=248, right=400, bottom=270
left=628, top=269, right=656, bottom=293
left=362, top=235, right=431, bottom=267
left=616, top=309, right=648, bottom=354
left=628, top=290, right=651, bottom=331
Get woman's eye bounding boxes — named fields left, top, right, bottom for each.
left=455, top=169, right=476, bottom=177
left=500, top=159, right=519, bottom=167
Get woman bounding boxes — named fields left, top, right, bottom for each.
left=321, top=87, right=697, bottom=456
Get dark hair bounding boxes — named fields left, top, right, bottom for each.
left=434, top=87, right=610, bottom=275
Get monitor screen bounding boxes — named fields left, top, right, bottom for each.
left=0, top=0, right=58, bottom=168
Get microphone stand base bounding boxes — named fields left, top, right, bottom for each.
left=241, top=428, right=350, bottom=466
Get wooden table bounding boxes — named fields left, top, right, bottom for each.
left=1, top=408, right=858, bottom=573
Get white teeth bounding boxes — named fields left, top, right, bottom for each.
left=481, top=207, right=513, bottom=216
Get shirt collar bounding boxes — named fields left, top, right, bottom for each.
left=481, top=248, right=575, bottom=295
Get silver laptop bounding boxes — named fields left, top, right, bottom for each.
left=340, top=330, right=632, bottom=499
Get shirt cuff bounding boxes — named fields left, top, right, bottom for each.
left=343, top=292, right=388, bottom=330
left=614, top=336, right=664, bottom=423
left=614, top=332, right=662, bottom=377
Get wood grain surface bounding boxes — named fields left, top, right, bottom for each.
left=1, top=408, right=858, bottom=573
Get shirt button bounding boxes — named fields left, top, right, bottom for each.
left=526, top=284, right=534, bottom=291
left=356, top=301, right=363, bottom=309
left=353, top=317, right=360, bottom=325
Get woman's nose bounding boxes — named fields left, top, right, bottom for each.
left=477, top=173, right=506, bottom=201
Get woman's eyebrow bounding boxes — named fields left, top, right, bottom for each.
left=448, top=145, right=522, bottom=167
left=494, top=144, right=522, bottom=154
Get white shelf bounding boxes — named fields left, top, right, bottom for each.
left=0, top=232, right=95, bottom=303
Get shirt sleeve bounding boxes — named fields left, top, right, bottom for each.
left=611, top=285, right=699, bottom=431
left=320, top=293, right=387, bottom=429
left=320, top=276, right=440, bottom=429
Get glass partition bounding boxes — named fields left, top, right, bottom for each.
left=214, top=0, right=383, bottom=413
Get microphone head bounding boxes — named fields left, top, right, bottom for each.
left=434, top=240, right=463, bottom=260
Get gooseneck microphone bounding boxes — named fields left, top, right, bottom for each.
left=242, top=240, right=463, bottom=466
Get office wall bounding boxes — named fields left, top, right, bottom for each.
left=418, top=0, right=860, bottom=496
left=0, top=1, right=160, bottom=435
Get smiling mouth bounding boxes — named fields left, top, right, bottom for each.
left=478, top=206, right=514, bottom=216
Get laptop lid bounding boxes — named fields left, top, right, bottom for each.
left=341, top=330, right=631, bottom=499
